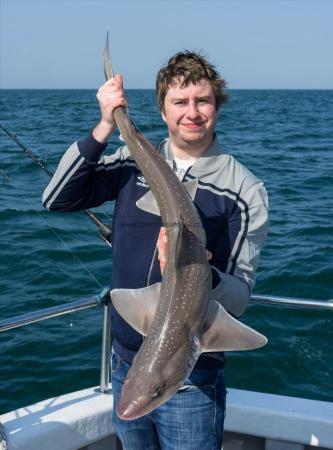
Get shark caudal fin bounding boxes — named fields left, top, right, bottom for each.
left=111, top=283, right=160, bottom=336
left=136, top=179, right=199, bottom=216
left=200, top=301, right=267, bottom=352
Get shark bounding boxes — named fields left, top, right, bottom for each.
left=103, top=34, right=267, bottom=420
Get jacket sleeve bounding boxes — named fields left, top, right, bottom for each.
left=210, top=181, right=269, bottom=317
left=42, top=133, right=126, bottom=211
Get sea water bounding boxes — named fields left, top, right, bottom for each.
left=0, top=89, right=332, bottom=413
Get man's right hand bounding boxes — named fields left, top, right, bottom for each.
left=92, top=74, right=127, bottom=144
left=157, top=227, right=213, bottom=275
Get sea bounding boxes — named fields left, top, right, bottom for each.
left=0, top=89, right=332, bottom=414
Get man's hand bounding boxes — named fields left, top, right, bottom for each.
left=157, top=227, right=168, bottom=273
left=157, top=226, right=213, bottom=274
left=92, top=74, right=127, bottom=144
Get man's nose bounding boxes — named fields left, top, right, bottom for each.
left=186, top=101, right=200, bottom=120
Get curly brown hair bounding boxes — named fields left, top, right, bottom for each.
left=156, top=51, right=228, bottom=112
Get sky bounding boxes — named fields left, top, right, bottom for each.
left=1, top=0, right=333, bottom=89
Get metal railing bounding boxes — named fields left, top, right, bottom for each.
left=0, top=292, right=332, bottom=395
left=0, top=286, right=112, bottom=393
left=250, top=294, right=333, bottom=310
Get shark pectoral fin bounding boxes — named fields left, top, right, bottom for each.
left=182, top=179, right=198, bottom=200
left=110, top=283, right=160, bottom=336
left=136, top=190, right=160, bottom=216
left=200, top=301, right=267, bottom=352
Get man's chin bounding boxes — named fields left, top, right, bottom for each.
left=169, top=129, right=214, bottom=152
left=181, top=132, right=212, bottom=146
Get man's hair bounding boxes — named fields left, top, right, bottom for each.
left=156, top=51, right=228, bottom=112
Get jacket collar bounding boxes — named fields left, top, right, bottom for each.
left=160, top=134, right=228, bottom=176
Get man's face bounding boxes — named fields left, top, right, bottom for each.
left=162, top=78, right=219, bottom=152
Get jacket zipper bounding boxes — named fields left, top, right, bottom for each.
left=146, top=245, right=158, bottom=287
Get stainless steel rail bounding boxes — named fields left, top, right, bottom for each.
left=0, top=287, right=112, bottom=394
left=0, top=297, right=101, bottom=332
left=98, top=302, right=112, bottom=393
left=1, top=294, right=331, bottom=333
left=0, top=292, right=332, bottom=395
left=250, top=294, right=333, bottom=310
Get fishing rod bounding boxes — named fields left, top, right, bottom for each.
left=1, top=123, right=112, bottom=246
left=1, top=165, right=104, bottom=290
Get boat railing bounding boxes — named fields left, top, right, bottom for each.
left=0, top=291, right=332, bottom=394
left=0, top=286, right=112, bottom=394
left=250, top=294, right=333, bottom=309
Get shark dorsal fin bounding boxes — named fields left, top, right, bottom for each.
left=200, top=301, right=267, bottom=352
left=111, top=283, right=160, bottom=336
left=136, top=190, right=160, bottom=216
left=136, top=179, right=199, bottom=216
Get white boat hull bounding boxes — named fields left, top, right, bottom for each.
left=1, top=386, right=332, bottom=450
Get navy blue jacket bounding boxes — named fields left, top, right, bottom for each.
left=43, top=133, right=268, bottom=369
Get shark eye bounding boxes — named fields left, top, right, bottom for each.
left=152, top=383, right=166, bottom=399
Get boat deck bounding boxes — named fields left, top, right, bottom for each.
left=1, top=386, right=332, bottom=450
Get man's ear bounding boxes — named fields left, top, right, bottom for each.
left=161, top=111, right=166, bottom=122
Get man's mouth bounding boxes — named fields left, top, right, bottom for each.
left=181, top=122, right=204, bottom=130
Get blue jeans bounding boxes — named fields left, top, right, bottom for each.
left=111, top=351, right=226, bottom=450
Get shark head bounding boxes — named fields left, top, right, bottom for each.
left=116, top=336, right=201, bottom=420
left=116, top=368, right=179, bottom=420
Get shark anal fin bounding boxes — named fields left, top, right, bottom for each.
left=111, top=283, right=160, bottom=336
left=200, top=301, right=267, bottom=352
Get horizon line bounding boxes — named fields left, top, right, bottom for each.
left=1, top=87, right=332, bottom=91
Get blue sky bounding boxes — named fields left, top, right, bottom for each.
left=1, top=0, right=332, bottom=89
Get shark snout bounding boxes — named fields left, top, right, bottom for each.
left=116, top=395, right=148, bottom=421
left=117, top=400, right=138, bottom=420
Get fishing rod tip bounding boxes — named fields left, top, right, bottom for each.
left=104, top=31, right=110, bottom=51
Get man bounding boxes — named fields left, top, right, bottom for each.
left=43, top=51, right=268, bottom=449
